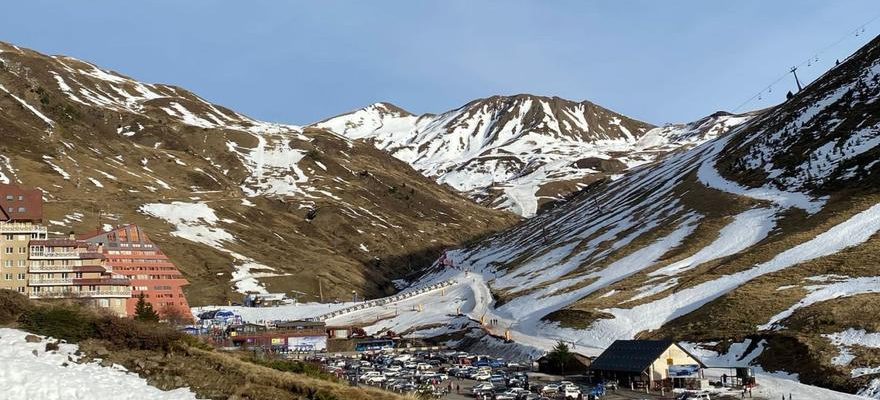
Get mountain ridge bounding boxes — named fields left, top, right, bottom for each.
left=312, top=94, right=756, bottom=216
left=0, top=40, right=519, bottom=305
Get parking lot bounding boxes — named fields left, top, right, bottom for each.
left=310, top=350, right=729, bottom=399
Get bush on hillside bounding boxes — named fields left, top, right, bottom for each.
left=18, top=304, right=96, bottom=342
left=17, top=301, right=190, bottom=353
left=0, top=289, right=32, bottom=324
left=92, top=316, right=182, bottom=352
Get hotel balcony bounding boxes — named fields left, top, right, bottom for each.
left=28, top=276, right=74, bottom=286
left=29, top=251, right=81, bottom=259
left=0, top=223, right=47, bottom=234
left=29, top=288, right=132, bottom=299
left=28, top=264, right=105, bottom=273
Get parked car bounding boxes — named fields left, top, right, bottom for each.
left=474, top=371, right=492, bottom=381
left=540, top=384, right=559, bottom=395
left=496, top=391, right=519, bottom=400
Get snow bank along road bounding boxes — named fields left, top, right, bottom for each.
left=0, top=328, right=197, bottom=400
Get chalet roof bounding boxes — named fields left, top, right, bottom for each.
left=591, top=340, right=705, bottom=373
left=0, top=184, right=43, bottom=222
left=276, top=320, right=326, bottom=329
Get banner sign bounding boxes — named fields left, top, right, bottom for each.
left=287, top=336, right=327, bottom=351
left=668, top=364, right=701, bottom=378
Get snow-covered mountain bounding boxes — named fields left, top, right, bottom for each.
left=309, top=36, right=880, bottom=397
left=0, top=41, right=518, bottom=304
left=313, top=96, right=754, bottom=216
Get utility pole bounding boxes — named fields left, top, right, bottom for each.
left=318, top=278, right=324, bottom=303
left=790, top=66, right=803, bottom=92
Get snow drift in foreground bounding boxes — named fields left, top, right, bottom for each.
left=0, top=328, right=196, bottom=400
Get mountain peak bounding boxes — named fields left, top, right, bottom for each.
left=313, top=94, right=741, bottom=217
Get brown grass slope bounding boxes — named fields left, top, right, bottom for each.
left=0, top=41, right=518, bottom=305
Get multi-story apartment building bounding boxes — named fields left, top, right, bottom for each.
left=82, top=225, right=191, bottom=319
left=0, top=184, right=46, bottom=294
left=27, top=237, right=131, bottom=316
left=2, top=183, right=186, bottom=319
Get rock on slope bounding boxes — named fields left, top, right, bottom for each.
left=323, top=36, right=880, bottom=397
left=313, top=96, right=754, bottom=216
left=0, top=42, right=518, bottom=305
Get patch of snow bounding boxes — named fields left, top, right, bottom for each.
left=760, top=276, right=880, bottom=330
left=0, top=328, right=196, bottom=399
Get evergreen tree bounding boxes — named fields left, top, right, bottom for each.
left=548, top=340, right=573, bottom=377
left=134, top=292, right=159, bottom=322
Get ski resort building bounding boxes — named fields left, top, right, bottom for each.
left=81, top=225, right=191, bottom=319
left=0, top=184, right=47, bottom=294
left=27, top=237, right=130, bottom=316
left=590, top=340, right=707, bottom=389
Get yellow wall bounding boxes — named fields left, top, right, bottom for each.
left=648, top=344, right=701, bottom=382
left=0, top=229, right=39, bottom=293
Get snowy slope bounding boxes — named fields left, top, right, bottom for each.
left=288, top=35, right=880, bottom=397
left=0, top=328, right=197, bottom=400
left=314, top=97, right=754, bottom=216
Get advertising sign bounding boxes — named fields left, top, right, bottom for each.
left=668, top=364, right=701, bottom=378
left=287, top=336, right=327, bottom=351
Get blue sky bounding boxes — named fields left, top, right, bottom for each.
left=1, top=1, right=877, bottom=125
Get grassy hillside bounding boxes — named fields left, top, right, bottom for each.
left=0, top=41, right=518, bottom=305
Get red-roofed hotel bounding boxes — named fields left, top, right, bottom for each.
left=82, top=225, right=192, bottom=318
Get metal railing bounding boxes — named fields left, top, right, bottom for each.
left=310, top=280, right=457, bottom=322
left=0, top=223, right=47, bottom=234
left=29, top=264, right=81, bottom=272
left=29, top=251, right=81, bottom=259
left=29, top=289, right=132, bottom=299
left=28, top=277, right=74, bottom=285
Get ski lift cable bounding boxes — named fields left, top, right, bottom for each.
left=731, top=13, right=880, bottom=113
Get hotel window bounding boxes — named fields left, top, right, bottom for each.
left=4, top=195, right=11, bottom=200
left=3, top=260, right=11, bottom=267
left=17, top=260, right=25, bottom=267
left=17, top=287, right=24, bottom=293
left=17, top=207, right=24, bottom=213
left=4, top=247, right=12, bottom=254
left=3, top=274, right=10, bottom=280
left=4, top=234, right=12, bottom=241
left=17, top=196, right=23, bottom=201
left=18, top=247, right=26, bottom=254
left=17, top=273, right=25, bottom=280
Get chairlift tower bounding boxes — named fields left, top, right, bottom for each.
left=790, top=66, right=803, bottom=92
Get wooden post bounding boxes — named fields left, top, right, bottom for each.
left=318, top=278, right=324, bottom=302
